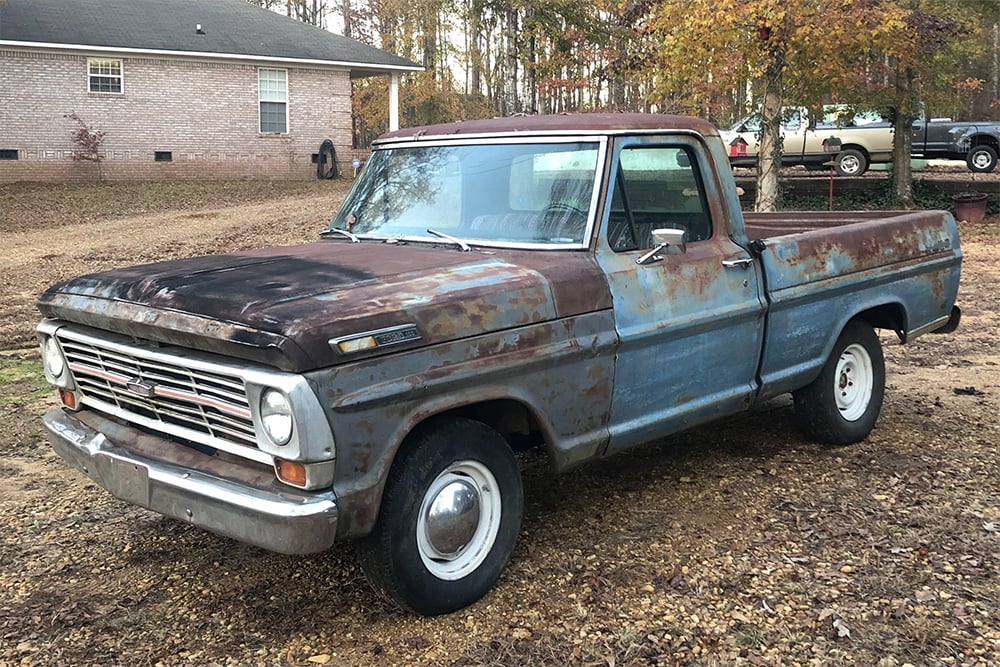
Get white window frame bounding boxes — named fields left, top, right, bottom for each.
left=258, top=68, right=289, bottom=134
left=88, top=58, right=123, bottom=94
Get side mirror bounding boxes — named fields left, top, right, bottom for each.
left=636, top=228, right=688, bottom=265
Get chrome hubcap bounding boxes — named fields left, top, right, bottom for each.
left=971, top=152, right=990, bottom=169
left=835, top=343, right=873, bottom=421
left=424, top=479, right=481, bottom=559
left=416, top=460, right=501, bottom=581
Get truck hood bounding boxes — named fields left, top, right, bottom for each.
left=38, top=241, right=611, bottom=372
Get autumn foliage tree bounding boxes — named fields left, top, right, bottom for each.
left=252, top=0, right=998, bottom=203
left=855, top=0, right=990, bottom=207
left=647, top=0, right=899, bottom=211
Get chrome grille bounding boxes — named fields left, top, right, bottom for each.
left=57, top=332, right=261, bottom=456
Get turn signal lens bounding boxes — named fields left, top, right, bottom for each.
left=59, top=389, right=77, bottom=409
left=337, top=336, right=377, bottom=354
left=274, top=459, right=307, bottom=487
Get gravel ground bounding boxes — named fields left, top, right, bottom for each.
left=1, top=178, right=998, bottom=666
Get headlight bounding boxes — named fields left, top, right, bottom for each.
left=41, top=337, right=66, bottom=379
left=260, top=389, right=293, bottom=446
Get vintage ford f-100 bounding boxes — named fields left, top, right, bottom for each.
left=37, top=114, right=962, bottom=615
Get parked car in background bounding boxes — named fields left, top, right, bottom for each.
left=720, top=105, right=894, bottom=176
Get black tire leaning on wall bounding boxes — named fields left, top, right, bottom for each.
left=317, top=139, right=338, bottom=179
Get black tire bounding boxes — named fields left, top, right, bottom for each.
left=359, top=417, right=523, bottom=616
left=793, top=320, right=885, bottom=445
left=316, top=139, right=338, bottom=179
left=966, top=145, right=997, bottom=173
left=834, top=149, right=868, bottom=177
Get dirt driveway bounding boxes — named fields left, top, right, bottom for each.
left=1, top=180, right=998, bottom=666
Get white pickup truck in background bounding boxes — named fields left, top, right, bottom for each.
left=720, top=105, right=893, bottom=176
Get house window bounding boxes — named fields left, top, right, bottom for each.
left=0, top=149, right=18, bottom=160
left=154, top=151, right=173, bottom=162
left=88, top=59, right=123, bottom=94
left=258, top=68, right=288, bottom=134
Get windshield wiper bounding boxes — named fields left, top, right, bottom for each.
left=426, top=229, right=472, bottom=252
left=320, top=227, right=360, bottom=243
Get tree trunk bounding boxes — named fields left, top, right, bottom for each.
left=340, top=0, right=352, bottom=38
left=755, top=44, right=785, bottom=213
left=467, top=0, right=482, bottom=94
left=503, top=7, right=519, bottom=115
left=527, top=34, right=537, bottom=113
left=990, top=23, right=999, bottom=119
left=891, top=65, right=915, bottom=209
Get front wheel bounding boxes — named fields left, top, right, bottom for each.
left=967, top=145, right=997, bottom=173
left=359, top=417, right=523, bottom=616
left=793, top=321, right=885, bottom=445
left=835, top=149, right=868, bottom=177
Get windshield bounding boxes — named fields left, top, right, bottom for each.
left=328, top=141, right=601, bottom=248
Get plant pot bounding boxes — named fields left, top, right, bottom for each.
left=952, top=192, right=988, bottom=223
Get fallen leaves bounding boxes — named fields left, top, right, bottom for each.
left=2, top=188, right=999, bottom=666
left=832, top=618, right=851, bottom=639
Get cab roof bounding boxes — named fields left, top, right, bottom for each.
left=375, top=113, right=720, bottom=144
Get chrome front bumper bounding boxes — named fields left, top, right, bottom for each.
left=43, top=408, right=339, bottom=555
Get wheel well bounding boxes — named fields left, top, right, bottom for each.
left=839, top=144, right=869, bottom=158
left=409, top=400, right=547, bottom=453
left=853, top=303, right=906, bottom=340
left=969, top=134, right=999, bottom=150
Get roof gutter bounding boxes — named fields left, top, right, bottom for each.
left=0, top=39, right=424, bottom=73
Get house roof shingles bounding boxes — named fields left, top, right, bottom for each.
left=0, top=0, right=420, bottom=74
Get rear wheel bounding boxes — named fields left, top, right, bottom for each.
left=834, top=149, right=868, bottom=176
left=359, top=417, right=523, bottom=616
left=967, top=145, right=997, bottom=173
left=793, top=321, right=885, bottom=445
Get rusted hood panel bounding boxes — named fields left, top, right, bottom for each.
left=38, top=241, right=612, bottom=372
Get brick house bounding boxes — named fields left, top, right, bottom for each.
left=0, top=0, right=421, bottom=181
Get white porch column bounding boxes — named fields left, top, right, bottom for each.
left=389, top=73, right=400, bottom=131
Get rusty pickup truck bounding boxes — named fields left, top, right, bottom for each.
left=37, top=113, right=962, bottom=616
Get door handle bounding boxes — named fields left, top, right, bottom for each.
left=722, top=257, right=754, bottom=269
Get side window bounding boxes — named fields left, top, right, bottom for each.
left=88, top=58, right=123, bottom=94
left=607, top=146, right=712, bottom=252
left=783, top=109, right=802, bottom=130
left=258, top=68, right=288, bottom=134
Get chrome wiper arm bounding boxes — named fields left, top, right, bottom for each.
left=320, top=227, right=360, bottom=243
left=426, top=228, right=471, bottom=252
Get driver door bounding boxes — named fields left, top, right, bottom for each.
left=595, top=136, right=766, bottom=454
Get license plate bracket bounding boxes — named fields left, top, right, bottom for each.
left=99, top=456, right=151, bottom=506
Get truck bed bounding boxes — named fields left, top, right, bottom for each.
left=743, top=210, right=960, bottom=291
left=744, top=209, right=962, bottom=401
left=744, top=210, right=927, bottom=240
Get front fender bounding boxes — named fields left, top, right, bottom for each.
left=308, top=310, right=618, bottom=538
